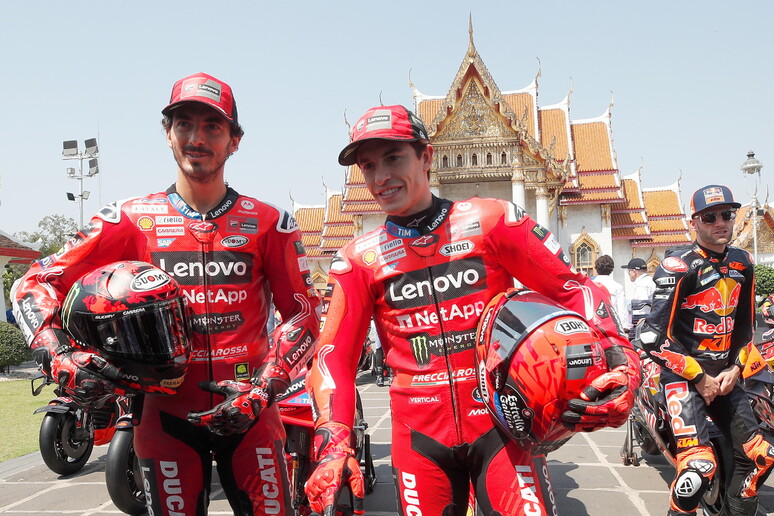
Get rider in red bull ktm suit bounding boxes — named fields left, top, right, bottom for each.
left=11, top=73, right=320, bottom=516
left=303, top=105, right=640, bottom=516
left=639, top=184, right=774, bottom=516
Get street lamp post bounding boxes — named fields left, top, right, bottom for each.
left=63, top=138, right=100, bottom=228
left=741, top=150, right=764, bottom=264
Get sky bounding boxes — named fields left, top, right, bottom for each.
left=1, top=1, right=772, bottom=236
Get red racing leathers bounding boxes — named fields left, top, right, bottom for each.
left=12, top=186, right=320, bottom=515
left=307, top=196, right=637, bottom=515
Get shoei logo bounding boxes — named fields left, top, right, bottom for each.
left=130, top=269, right=172, bottom=292
left=385, top=258, right=486, bottom=309
left=439, top=240, right=473, bottom=257
left=152, top=251, right=252, bottom=285
left=554, top=318, right=589, bottom=335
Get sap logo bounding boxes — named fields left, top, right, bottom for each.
left=439, top=240, right=473, bottom=257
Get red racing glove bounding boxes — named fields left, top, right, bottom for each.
left=304, top=421, right=365, bottom=516
left=51, top=350, right=119, bottom=403
left=561, top=346, right=639, bottom=431
left=187, top=362, right=289, bottom=436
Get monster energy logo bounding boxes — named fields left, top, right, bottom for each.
left=408, top=329, right=476, bottom=367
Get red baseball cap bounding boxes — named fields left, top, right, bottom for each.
left=338, top=105, right=429, bottom=166
left=162, top=72, right=238, bottom=124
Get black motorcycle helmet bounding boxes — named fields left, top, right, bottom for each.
left=61, top=261, right=191, bottom=395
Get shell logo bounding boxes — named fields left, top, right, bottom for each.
left=137, top=216, right=155, bottom=231
left=363, top=250, right=377, bottom=265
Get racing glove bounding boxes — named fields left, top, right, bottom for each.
left=187, top=362, right=289, bottom=436
left=52, top=350, right=120, bottom=404
left=304, top=421, right=365, bottom=516
left=561, top=345, right=640, bottom=431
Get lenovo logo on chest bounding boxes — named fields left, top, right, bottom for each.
left=151, top=251, right=252, bottom=285
left=384, top=257, right=487, bottom=309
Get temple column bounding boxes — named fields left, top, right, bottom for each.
left=535, top=186, right=550, bottom=228
left=511, top=169, right=526, bottom=209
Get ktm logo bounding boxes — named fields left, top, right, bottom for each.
left=677, top=437, right=699, bottom=448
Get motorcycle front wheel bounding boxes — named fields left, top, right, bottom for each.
left=105, top=428, right=146, bottom=515
left=700, top=440, right=730, bottom=516
left=39, top=411, right=94, bottom=475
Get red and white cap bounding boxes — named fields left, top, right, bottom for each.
left=162, top=72, right=238, bottom=124
left=338, top=105, right=429, bottom=166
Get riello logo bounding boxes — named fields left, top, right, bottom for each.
left=384, top=257, right=487, bottom=309
left=151, top=251, right=253, bottom=285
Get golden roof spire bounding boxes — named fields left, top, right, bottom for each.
left=468, top=13, right=475, bottom=57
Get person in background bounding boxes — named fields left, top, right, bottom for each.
left=622, top=257, right=656, bottom=339
left=592, top=254, right=628, bottom=332
left=639, top=184, right=774, bottom=516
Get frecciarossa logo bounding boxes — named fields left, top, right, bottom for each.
left=384, top=257, right=487, bottom=309
left=151, top=251, right=253, bottom=285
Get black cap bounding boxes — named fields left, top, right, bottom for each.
left=690, top=185, right=741, bottom=217
left=621, top=258, right=647, bottom=270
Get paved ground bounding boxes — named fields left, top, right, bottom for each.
left=1, top=368, right=773, bottom=515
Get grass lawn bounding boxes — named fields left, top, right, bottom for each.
left=0, top=379, right=56, bottom=463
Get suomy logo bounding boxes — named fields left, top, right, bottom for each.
left=152, top=251, right=252, bottom=286
left=384, top=257, right=486, bottom=309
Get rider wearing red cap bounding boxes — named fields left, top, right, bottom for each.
left=639, top=184, right=774, bottom=516
left=303, top=104, right=639, bottom=515
left=12, top=72, right=320, bottom=515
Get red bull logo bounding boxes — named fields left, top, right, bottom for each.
left=651, top=345, right=687, bottom=375
left=680, top=278, right=740, bottom=316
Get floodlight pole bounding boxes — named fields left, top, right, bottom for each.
left=63, top=138, right=99, bottom=228
left=741, top=150, right=764, bottom=265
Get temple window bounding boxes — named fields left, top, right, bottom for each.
left=501, top=152, right=507, bottom=165
left=456, top=154, right=463, bottom=167
left=442, top=155, right=449, bottom=168
left=486, top=153, right=492, bottom=165
left=472, top=154, right=478, bottom=166
left=569, top=230, right=601, bottom=277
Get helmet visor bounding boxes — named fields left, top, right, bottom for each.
left=489, top=296, right=575, bottom=363
left=75, top=298, right=190, bottom=364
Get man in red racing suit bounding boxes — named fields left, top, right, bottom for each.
left=304, top=105, right=639, bottom=515
left=638, top=184, right=774, bottom=516
left=12, top=73, right=320, bottom=516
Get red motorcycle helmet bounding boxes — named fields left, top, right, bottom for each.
left=475, top=288, right=608, bottom=454
left=61, top=261, right=191, bottom=395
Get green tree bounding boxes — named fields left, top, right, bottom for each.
left=3, top=214, right=76, bottom=307
left=755, top=264, right=774, bottom=305
left=0, top=321, right=30, bottom=373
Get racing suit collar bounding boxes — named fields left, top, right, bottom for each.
left=693, top=240, right=728, bottom=261
left=385, top=195, right=452, bottom=236
left=165, top=183, right=240, bottom=220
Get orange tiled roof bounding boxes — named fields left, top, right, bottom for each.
left=417, top=98, right=444, bottom=132
left=636, top=185, right=691, bottom=247
left=538, top=107, right=569, bottom=161
left=295, top=206, right=325, bottom=232
left=503, top=92, right=536, bottom=138
left=323, top=225, right=355, bottom=238
left=571, top=120, right=614, bottom=172
left=324, top=193, right=355, bottom=224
